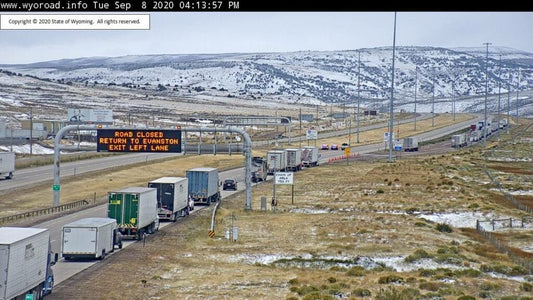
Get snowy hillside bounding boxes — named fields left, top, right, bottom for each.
left=1, top=46, right=532, bottom=116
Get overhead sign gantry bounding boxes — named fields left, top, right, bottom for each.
left=96, top=129, right=182, bottom=152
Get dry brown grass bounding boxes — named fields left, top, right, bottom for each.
left=50, top=126, right=533, bottom=299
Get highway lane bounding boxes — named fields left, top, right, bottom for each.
left=0, top=152, right=178, bottom=191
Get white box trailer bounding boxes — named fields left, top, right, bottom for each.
left=61, top=217, right=121, bottom=260
left=285, top=148, right=302, bottom=171
left=148, top=177, right=189, bottom=221
left=0, top=227, right=56, bottom=300
left=451, top=134, right=467, bottom=148
left=402, top=137, right=419, bottom=152
left=0, top=152, right=15, bottom=180
left=267, top=150, right=287, bottom=174
left=301, top=146, right=319, bottom=167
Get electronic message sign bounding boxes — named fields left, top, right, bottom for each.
left=97, top=129, right=181, bottom=153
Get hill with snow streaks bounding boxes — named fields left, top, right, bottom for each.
left=1, top=46, right=532, bottom=116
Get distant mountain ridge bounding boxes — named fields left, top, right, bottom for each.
left=2, top=46, right=532, bottom=115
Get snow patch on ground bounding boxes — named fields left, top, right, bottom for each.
left=289, top=208, right=330, bottom=214
left=418, top=211, right=495, bottom=228
left=372, top=256, right=463, bottom=272
left=0, top=144, right=54, bottom=154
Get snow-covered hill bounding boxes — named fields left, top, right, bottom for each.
left=1, top=46, right=532, bottom=116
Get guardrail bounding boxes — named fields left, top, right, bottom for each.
left=0, top=199, right=90, bottom=225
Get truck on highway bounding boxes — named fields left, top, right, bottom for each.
left=108, top=187, right=159, bottom=240
left=0, top=227, right=57, bottom=300
left=61, top=217, right=122, bottom=260
left=470, top=129, right=482, bottom=142
left=301, top=146, right=319, bottom=167
left=251, top=156, right=267, bottom=183
left=0, top=152, right=15, bottom=180
left=266, top=150, right=287, bottom=174
left=285, top=148, right=302, bottom=171
left=148, top=177, right=189, bottom=222
left=402, top=137, right=419, bottom=152
left=186, top=167, right=220, bottom=205
left=451, top=133, right=468, bottom=148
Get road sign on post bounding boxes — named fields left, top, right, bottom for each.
left=275, top=172, right=293, bottom=185
left=52, top=184, right=60, bottom=191
left=96, top=129, right=182, bottom=152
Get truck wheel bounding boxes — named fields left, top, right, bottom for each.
left=137, top=231, right=144, bottom=240
left=118, top=242, right=123, bottom=249
left=100, top=250, right=106, bottom=260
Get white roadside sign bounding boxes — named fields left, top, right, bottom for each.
left=275, top=172, right=294, bottom=185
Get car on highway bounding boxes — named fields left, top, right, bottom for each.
left=223, top=179, right=237, bottom=191
left=320, top=144, right=329, bottom=150
left=340, top=143, right=349, bottom=150
left=330, top=144, right=339, bottom=150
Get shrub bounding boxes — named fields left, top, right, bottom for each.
left=454, top=268, right=482, bottom=278
left=294, top=285, right=319, bottom=296
left=378, top=275, right=404, bottom=284
left=377, top=189, right=385, bottom=194
left=521, top=282, right=533, bottom=292
left=457, top=296, right=476, bottom=300
left=419, top=281, right=443, bottom=292
left=436, top=223, right=453, bottom=233
left=419, top=269, right=436, bottom=277
left=352, top=288, right=372, bottom=297
left=327, top=277, right=337, bottom=283
left=414, top=222, right=427, bottom=227
left=404, top=249, right=433, bottom=263
left=375, top=287, right=420, bottom=300
left=288, top=278, right=299, bottom=285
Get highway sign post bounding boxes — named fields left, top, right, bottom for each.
left=275, top=172, right=295, bottom=204
left=344, top=147, right=351, bottom=165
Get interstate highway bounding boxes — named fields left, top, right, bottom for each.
left=29, top=116, right=482, bottom=286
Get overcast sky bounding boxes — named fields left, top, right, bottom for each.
left=1, top=11, right=532, bottom=64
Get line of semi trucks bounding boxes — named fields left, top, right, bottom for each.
left=0, top=167, right=222, bottom=300
left=265, top=146, right=320, bottom=175
left=452, top=116, right=508, bottom=148
left=394, top=116, right=509, bottom=151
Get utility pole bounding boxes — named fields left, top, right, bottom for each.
left=299, top=107, right=302, bottom=149
left=483, top=42, right=491, bottom=148
left=357, top=50, right=361, bottom=143
left=516, top=67, right=520, bottom=126
left=414, top=65, right=418, bottom=131
left=29, top=107, right=33, bottom=156
left=388, top=12, right=397, bottom=163
left=507, top=68, right=511, bottom=133
left=452, top=80, right=456, bottom=121
left=497, top=54, right=501, bottom=139
left=432, top=68, right=435, bottom=127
